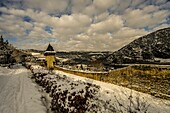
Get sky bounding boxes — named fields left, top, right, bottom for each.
left=0, top=0, right=170, bottom=51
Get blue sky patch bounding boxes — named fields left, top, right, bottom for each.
left=44, top=26, right=53, bottom=34
left=5, top=37, right=17, bottom=43
left=25, top=29, right=31, bottom=35
left=23, top=16, right=32, bottom=22
left=144, top=26, right=151, bottom=31
left=167, top=16, right=170, bottom=24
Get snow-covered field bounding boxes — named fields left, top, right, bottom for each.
left=0, top=64, right=170, bottom=113
left=0, top=65, right=46, bottom=113
left=31, top=65, right=170, bottom=113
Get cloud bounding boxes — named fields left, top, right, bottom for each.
left=153, top=23, right=170, bottom=31
left=160, top=1, right=170, bottom=9
left=0, top=14, right=32, bottom=37
left=81, top=0, right=118, bottom=16
left=24, top=0, right=69, bottom=13
left=57, top=14, right=91, bottom=28
left=0, top=7, right=92, bottom=35
left=124, top=7, right=170, bottom=29
left=155, top=0, right=168, bottom=5
left=94, top=12, right=110, bottom=23
left=113, top=27, right=147, bottom=40
left=88, top=15, right=123, bottom=34
left=51, top=27, right=148, bottom=51
left=0, top=0, right=170, bottom=51
left=130, top=0, right=146, bottom=7
left=72, top=0, right=93, bottom=13
left=143, top=5, right=159, bottom=13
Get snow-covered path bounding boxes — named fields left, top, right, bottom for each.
left=0, top=66, right=46, bottom=113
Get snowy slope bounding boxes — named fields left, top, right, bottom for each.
left=55, top=70, right=170, bottom=113
left=31, top=65, right=170, bottom=113
left=0, top=66, right=46, bottom=113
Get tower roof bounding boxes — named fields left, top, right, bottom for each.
left=44, top=44, right=56, bottom=56
left=46, top=43, right=54, bottom=51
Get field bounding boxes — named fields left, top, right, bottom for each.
left=54, top=65, right=170, bottom=100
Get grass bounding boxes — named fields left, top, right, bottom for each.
left=54, top=66, right=107, bottom=81
left=54, top=65, right=170, bottom=100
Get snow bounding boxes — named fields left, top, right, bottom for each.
left=31, top=52, right=45, bottom=59
left=1, top=64, right=170, bottom=113
left=56, top=57, right=70, bottom=62
left=56, top=66, right=107, bottom=73
left=54, top=69, right=170, bottom=113
left=0, top=66, right=46, bottom=113
left=31, top=65, right=170, bottom=113
left=154, top=58, right=170, bottom=63
left=31, top=52, right=41, bottom=56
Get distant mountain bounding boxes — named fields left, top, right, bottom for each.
left=56, top=51, right=111, bottom=65
left=105, top=27, right=170, bottom=64
left=25, top=49, right=44, bottom=53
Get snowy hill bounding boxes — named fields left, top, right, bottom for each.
left=106, top=27, right=170, bottom=64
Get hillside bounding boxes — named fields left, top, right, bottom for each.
left=106, top=27, right=170, bottom=64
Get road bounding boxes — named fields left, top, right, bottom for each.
left=0, top=66, right=46, bottom=113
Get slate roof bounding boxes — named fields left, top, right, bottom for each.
left=46, top=44, right=54, bottom=51
left=44, top=44, right=56, bottom=56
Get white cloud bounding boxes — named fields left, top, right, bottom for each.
left=94, top=12, right=110, bottom=23
left=0, top=0, right=169, bottom=51
left=124, top=8, right=170, bottom=28
left=51, top=27, right=148, bottom=51
left=0, top=7, right=92, bottom=36
left=24, top=0, right=69, bottom=13
left=88, top=15, right=123, bottom=34
left=0, top=14, right=26, bottom=37
left=115, top=0, right=131, bottom=12
left=28, top=26, right=52, bottom=38
left=82, top=0, right=118, bottom=16
left=72, top=0, right=93, bottom=13
left=113, top=27, right=147, bottom=39
left=153, top=24, right=170, bottom=31
left=57, top=14, right=91, bottom=28
left=143, top=5, right=159, bottom=13
left=93, top=0, right=116, bottom=10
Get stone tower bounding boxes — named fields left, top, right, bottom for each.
left=44, top=44, right=56, bottom=70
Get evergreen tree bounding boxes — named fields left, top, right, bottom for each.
left=0, top=35, right=4, bottom=43
left=5, top=40, right=9, bottom=45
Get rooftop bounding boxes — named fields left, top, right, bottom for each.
left=46, top=44, right=54, bottom=51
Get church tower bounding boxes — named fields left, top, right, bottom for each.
left=44, top=44, right=56, bottom=70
